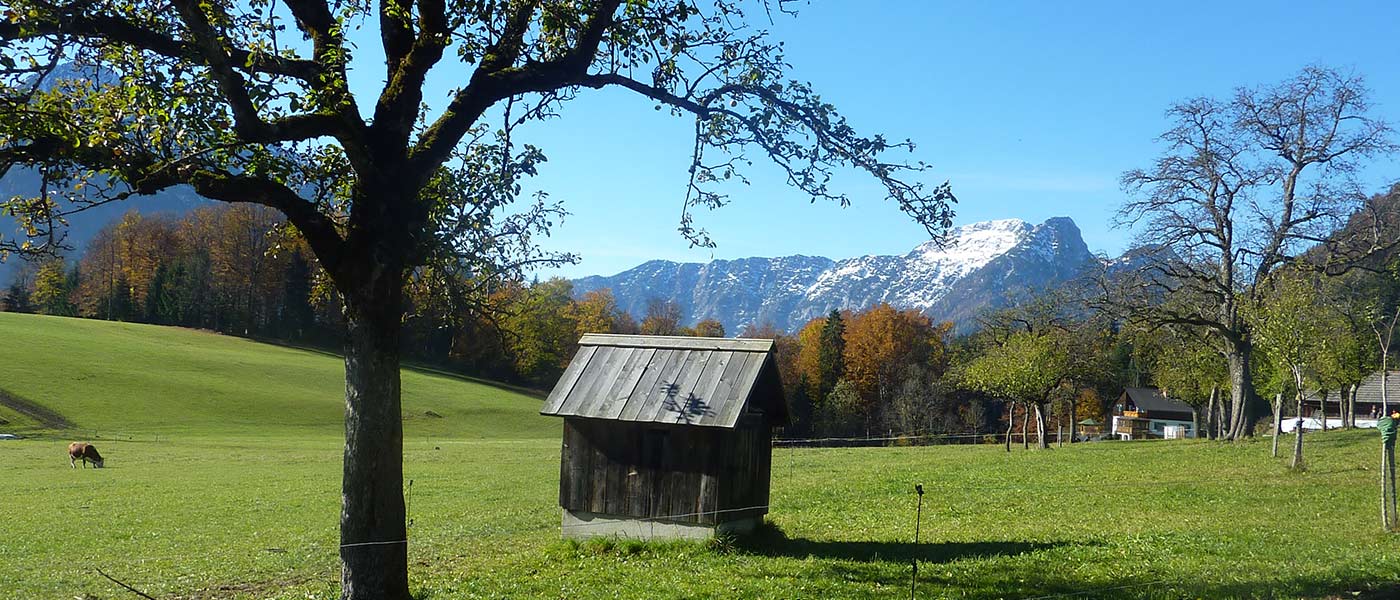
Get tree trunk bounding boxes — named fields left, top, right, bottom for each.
left=339, top=270, right=411, bottom=600
left=1383, top=358, right=1390, bottom=414
left=1291, top=372, right=1306, bottom=470
left=1320, top=390, right=1328, bottom=432
left=1340, top=385, right=1350, bottom=429
left=1384, top=437, right=1397, bottom=531
left=1218, top=388, right=1231, bottom=440
left=1351, top=385, right=1359, bottom=427
left=1271, top=393, right=1283, bottom=459
left=1004, top=401, right=1014, bottom=453
left=1032, top=403, right=1048, bottom=450
left=1225, top=342, right=1266, bottom=440
left=1205, top=386, right=1219, bottom=440
left=1021, top=404, right=1031, bottom=450
left=1191, top=406, right=1201, bottom=440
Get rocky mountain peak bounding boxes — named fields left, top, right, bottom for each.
left=573, top=216, right=1099, bottom=334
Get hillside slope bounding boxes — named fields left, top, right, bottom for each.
left=0, top=312, right=551, bottom=439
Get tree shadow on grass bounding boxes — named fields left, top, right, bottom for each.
left=733, top=522, right=1075, bottom=564
left=734, top=523, right=1400, bottom=599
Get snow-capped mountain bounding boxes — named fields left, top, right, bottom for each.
left=573, top=217, right=1100, bottom=334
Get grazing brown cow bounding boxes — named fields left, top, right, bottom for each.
left=68, top=442, right=104, bottom=468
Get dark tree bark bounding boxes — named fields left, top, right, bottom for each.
left=1225, top=343, right=1267, bottom=439
left=1219, top=390, right=1231, bottom=440
left=1021, top=405, right=1031, bottom=450
left=1340, top=385, right=1350, bottom=429
left=1384, top=440, right=1397, bottom=530
left=339, top=262, right=410, bottom=600
left=1320, top=390, right=1329, bottom=432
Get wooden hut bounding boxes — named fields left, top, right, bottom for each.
left=540, top=333, right=787, bottom=540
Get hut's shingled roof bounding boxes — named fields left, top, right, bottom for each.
left=540, top=334, right=785, bottom=428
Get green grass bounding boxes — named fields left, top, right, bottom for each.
left=2, top=312, right=1399, bottom=599
left=0, top=312, right=551, bottom=440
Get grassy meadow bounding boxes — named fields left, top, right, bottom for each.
left=2, top=312, right=1399, bottom=599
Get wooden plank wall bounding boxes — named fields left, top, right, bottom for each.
left=559, top=417, right=774, bottom=524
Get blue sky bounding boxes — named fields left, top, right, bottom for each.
left=353, top=1, right=1400, bottom=279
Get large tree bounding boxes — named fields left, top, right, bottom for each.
left=1114, top=67, right=1394, bottom=440
left=0, top=2, right=955, bottom=598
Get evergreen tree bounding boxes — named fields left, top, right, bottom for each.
left=817, top=310, right=846, bottom=400
left=100, top=275, right=135, bottom=322
left=144, top=263, right=176, bottom=324
left=2, top=279, right=32, bottom=313
left=786, top=374, right=814, bottom=438
left=279, top=253, right=316, bottom=340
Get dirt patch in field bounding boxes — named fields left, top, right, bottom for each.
left=0, top=387, right=72, bottom=429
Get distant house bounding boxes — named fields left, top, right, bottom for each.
left=1111, top=388, right=1196, bottom=440
left=540, top=334, right=786, bottom=540
left=1301, top=370, right=1400, bottom=424
left=1356, top=371, right=1400, bottom=413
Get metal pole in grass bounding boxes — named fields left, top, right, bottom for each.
left=910, top=483, right=924, bottom=600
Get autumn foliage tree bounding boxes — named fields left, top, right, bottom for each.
left=692, top=318, right=725, bottom=338
left=793, top=316, right=826, bottom=399
left=28, top=256, right=74, bottom=316
left=844, top=304, right=942, bottom=408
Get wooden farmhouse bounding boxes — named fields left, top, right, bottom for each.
left=540, top=334, right=787, bottom=540
left=1111, top=387, right=1196, bottom=440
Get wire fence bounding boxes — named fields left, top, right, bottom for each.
left=773, top=427, right=1102, bottom=447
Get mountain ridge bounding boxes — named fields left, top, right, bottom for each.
left=574, top=216, right=1101, bottom=334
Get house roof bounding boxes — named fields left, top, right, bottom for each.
left=1121, top=387, right=1194, bottom=415
left=539, top=334, right=786, bottom=428
left=1305, top=371, right=1400, bottom=404
left=1355, top=371, right=1400, bottom=405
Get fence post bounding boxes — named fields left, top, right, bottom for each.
left=911, top=483, right=924, bottom=600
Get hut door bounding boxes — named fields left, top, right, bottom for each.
left=643, top=429, right=669, bottom=516
left=643, top=429, right=669, bottom=468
